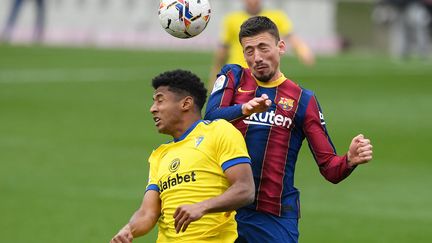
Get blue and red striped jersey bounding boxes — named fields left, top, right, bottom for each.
left=205, top=64, right=355, bottom=218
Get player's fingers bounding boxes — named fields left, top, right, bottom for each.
left=119, top=234, right=131, bottom=243
left=111, top=235, right=121, bottom=243
left=353, top=134, right=364, bottom=142
left=249, top=100, right=260, bottom=106
left=359, top=150, right=373, bottom=158
left=127, top=231, right=134, bottom=241
left=173, top=206, right=181, bottom=218
left=182, top=218, right=192, bottom=232
left=251, top=97, right=263, bottom=103
left=264, top=100, right=272, bottom=106
left=245, top=103, right=253, bottom=110
left=175, top=214, right=189, bottom=233
left=261, top=93, right=269, bottom=100
left=359, top=138, right=370, bottom=145
left=174, top=208, right=185, bottom=227
left=257, top=98, right=268, bottom=105
left=111, top=234, right=129, bottom=243
left=358, top=154, right=373, bottom=163
left=357, top=144, right=373, bottom=154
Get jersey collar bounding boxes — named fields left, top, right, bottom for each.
left=254, top=72, right=286, bottom=88
left=173, top=120, right=202, bottom=143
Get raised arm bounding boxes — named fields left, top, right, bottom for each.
left=285, top=34, right=315, bottom=66
left=303, top=95, right=372, bottom=184
left=205, top=65, right=271, bottom=121
left=110, top=190, right=161, bottom=243
left=205, top=65, right=244, bottom=121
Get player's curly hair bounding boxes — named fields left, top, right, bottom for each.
left=152, top=69, right=208, bottom=111
left=239, top=16, right=280, bottom=43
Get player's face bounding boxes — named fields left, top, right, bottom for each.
left=244, top=0, right=261, bottom=15
left=150, top=86, right=183, bottom=136
left=241, top=32, right=286, bottom=82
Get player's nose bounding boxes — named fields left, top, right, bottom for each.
left=150, top=103, right=157, bottom=113
left=254, top=52, right=263, bottom=63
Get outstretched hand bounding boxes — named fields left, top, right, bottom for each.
left=347, top=134, right=373, bottom=167
left=241, top=94, right=272, bottom=116
left=110, top=224, right=133, bottom=243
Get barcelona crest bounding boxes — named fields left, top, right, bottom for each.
left=278, top=97, right=294, bottom=111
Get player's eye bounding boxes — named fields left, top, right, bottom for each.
left=260, top=46, right=270, bottom=52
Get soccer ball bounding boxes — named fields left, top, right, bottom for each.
left=158, top=0, right=211, bottom=39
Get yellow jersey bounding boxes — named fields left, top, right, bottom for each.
left=146, top=119, right=251, bottom=243
left=221, top=10, right=293, bottom=67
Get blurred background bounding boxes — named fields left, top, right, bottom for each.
left=0, top=0, right=431, bottom=242
left=1, top=0, right=431, bottom=54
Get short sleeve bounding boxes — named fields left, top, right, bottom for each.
left=145, top=151, right=160, bottom=192
left=215, top=120, right=251, bottom=171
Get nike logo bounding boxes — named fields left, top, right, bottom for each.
left=237, top=87, right=255, bottom=93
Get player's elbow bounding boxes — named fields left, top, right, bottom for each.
left=245, top=187, right=255, bottom=205
left=323, top=174, right=344, bottom=184
left=328, top=178, right=342, bottom=184
left=246, top=189, right=255, bottom=205
left=239, top=183, right=255, bottom=206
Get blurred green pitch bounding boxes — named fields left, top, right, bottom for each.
left=0, top=45, right=431, bottom=243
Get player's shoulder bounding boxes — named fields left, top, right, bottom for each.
left=221, top=63, right=244, bottom=74
left=149, top=142, right=171, bottom=161
left=201, top=118, right=224, bottom=125
left=220, top=64, right=245, bottom=82
left=298, top=85, right=316, bottom=104
left=281, top=77, right=315, bottom=103
left=201, top=119, right=233, bottom=130
left=215, top=64, right=244, bottom=90
left=299, top=85, right=315, bottom=97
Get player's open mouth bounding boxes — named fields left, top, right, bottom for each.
left=153, top=117, right=161, bottom=126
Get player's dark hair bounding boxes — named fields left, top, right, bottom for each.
left=239, top=16, right=280, bottom=43
left=152, top=69, right=207, bottom=111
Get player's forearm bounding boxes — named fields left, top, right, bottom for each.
left=204, top=104, right=244, bottom=122
left=196, top=181, right=255, bottom=214
left=318, top=154, right=355, bottom=184
left=286, top=35, right=315, bottom=66
left=128, top=209, right=159, bottom=237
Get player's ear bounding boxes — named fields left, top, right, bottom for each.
left=181, top=96, right=194, bottom=111
left=278, top=40, right=286, bottom=55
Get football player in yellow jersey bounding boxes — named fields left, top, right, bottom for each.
left=209, top=0, right=315, bottom=87
left=110, top=69, right=255, bottom=243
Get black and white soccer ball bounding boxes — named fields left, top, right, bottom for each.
left=158, top=0, right=211, bottom=39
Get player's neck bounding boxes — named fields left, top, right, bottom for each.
left=247, top=8, right=262, bottom=16
left=252, top=70, right=285, bottom=86
left=172, top=114, right=202, bottom=140
left=269, top=71, right=283, bottom=83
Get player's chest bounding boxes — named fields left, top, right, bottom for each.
left=234, top=88, right=299, bottom=130
left=157, top=138, right=214, bottom=178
